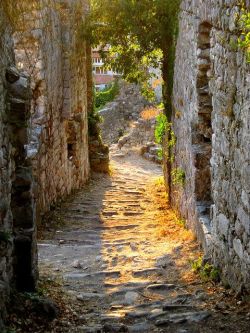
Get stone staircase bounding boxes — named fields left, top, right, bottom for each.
left=38, top=151, right=214, bottom=332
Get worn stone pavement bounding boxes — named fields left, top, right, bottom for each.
left=38, top=147, right=250, bottom=333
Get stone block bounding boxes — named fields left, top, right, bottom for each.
left=237, top=206, right=250, bottom=235
left=5, top=66, right=20, bottom=83
left=233, top=238, right=244, bottom=260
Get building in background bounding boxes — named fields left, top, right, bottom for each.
left=92, top=48, right=120, bottom=91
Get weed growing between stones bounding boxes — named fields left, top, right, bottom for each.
left=154, top=176, right=165, bottom=187
left=171, top=167, right=186, bottom=186
left=238, top=5, right=250, bottom=62
left=155, top=113, right=168, bottom=145
left=191, top=257, right=220, bottom=283
left=175, top=217, right=186, bottom=228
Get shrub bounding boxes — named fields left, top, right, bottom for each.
left=191, top=257, right=220, bottom=282
left=95, top=81, right=119, bottom=109
left=88, top=110, right=102, bottom=137
left=155, top=112, right=168, bottom=144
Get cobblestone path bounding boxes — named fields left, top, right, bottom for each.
left=38, top=148, right=250, bottom=333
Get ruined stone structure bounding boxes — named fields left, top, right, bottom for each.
left=0, top=0, right=94, bottom=327
left=100, top=82, right=150, bottom=145
left=170, top=0, right=250, bottom=291
left=14, top=1, right=91, bottom=220
left=0, top=15, right=36, bottom=329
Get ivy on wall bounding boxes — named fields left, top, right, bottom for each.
left=238, top=8, right=250, bottom=62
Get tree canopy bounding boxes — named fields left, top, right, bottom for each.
left=84, top=0, right=180, bottom=112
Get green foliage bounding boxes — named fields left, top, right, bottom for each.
left=171, top=167, right=185, bottom=186
left=95, top=81, right=119, bottom=109
left=155, top=113, right=168, bottom=145
left=238, top=8, right=250, bottom=62
left=157, top=147, right=163, bottom=159
left=0, top=230, right=11, bottom=243
left=155, top=112, right=176, bottom=164
left=88, top=110, right=102, bottom=137
left=154, top=176, right=165, bottom=186
left=191, top=257, right=220, bottom=282
left=85, top=0, right=180, bottom=105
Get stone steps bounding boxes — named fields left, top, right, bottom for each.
left=38, top=151, right=212, bottom=332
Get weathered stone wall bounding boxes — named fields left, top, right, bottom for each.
left=99, top=82, right=150, bottom=145
left=15, top=0, right=90, bottom=220
left=0, top=18, right=14, bottom=330
left=117, top=118, right=156, bottom=149
left=170, top=0, right=250, bottom=291
left=0, top=10, right=36, bottom=328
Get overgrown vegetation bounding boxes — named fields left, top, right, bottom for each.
left=191, top=257, right=220, bottom=283
left=88, top=109, right=102, bottom=137
left=155, top=112, right=176, bottom=163
left=238, top=7, right=250, bottom=62
left=85, top=0, right=180, bottom=114
left=95, top=81, right=119, bottom=109
left=171, top=167, right=185, bottom=186
left=155, top=113, right=168, bottom=145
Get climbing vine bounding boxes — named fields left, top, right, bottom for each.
left=238, top=7, right=250, bottom=62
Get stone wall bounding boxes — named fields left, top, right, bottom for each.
left=14, top=0, right=90, bottom=220
left=0, top=10, right=36, bottom=328
left=99, top=82, right=150, bottom=145
left=169, top=0, right=250, bottom=291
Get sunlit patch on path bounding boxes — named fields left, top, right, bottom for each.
left=38, top=147, right=250, bottom=333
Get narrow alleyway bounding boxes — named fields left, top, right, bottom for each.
left=37, top=147, right=249, bottom=333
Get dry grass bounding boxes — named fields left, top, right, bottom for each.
left=147, top=178, right=195, bottom=243
left=140, top=106, right=161, bottom=120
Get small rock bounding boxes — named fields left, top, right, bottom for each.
left=215, top=302, right=228, bottom=310
left=72, top=260, right=82, bottom=269
left=132, top=268, right=161, bottom=277
left=6, top=66, right=20, bottom=83
left=77, top=293, right=105, bottom=301
left=59, top=239, right=65, bottom=245
left=162, top=304, right=194, bottom=311
left=130, top=242, right=137, bottom=251
left=195, top=292, right=208, bottom=301
left=125, top=310, right=148, bottom=319
left=124, top=291, right=139, bottom=305
left=147, top=284, right=176, bottom=291
left=32, top=297, right=59, bottom=320
left=155, top=311, right=210, bottom=326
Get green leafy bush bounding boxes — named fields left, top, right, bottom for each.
left=155, top=113, right=168, bottom=144
left=95, top=81, right=119, bottom=109
left=171, top=167, right=185, bottom=186
left=191, top=257, right=220, bottom=282
left=88, top=111, right=102, bottom=137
